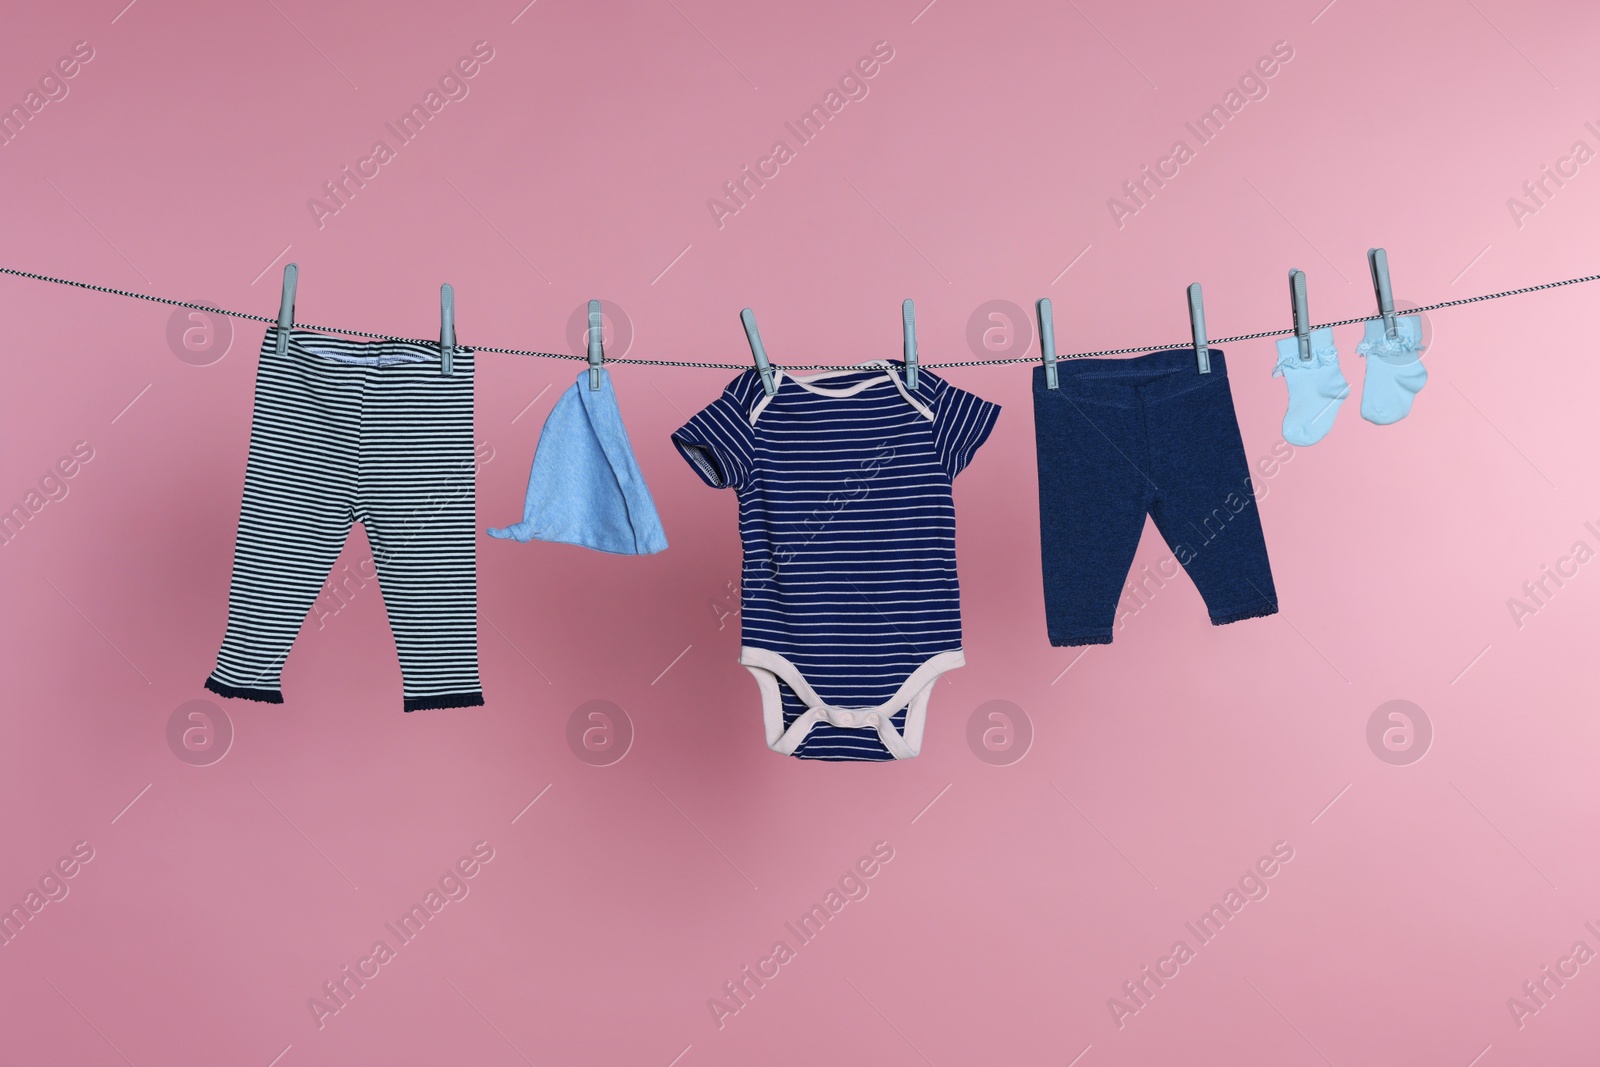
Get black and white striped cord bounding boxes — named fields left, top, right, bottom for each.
left=3, top=264, right=1596, bottom=373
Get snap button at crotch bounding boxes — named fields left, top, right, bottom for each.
left=816, top=706, right=890, bottom=729
left=815, top=704, right=879, bottom=729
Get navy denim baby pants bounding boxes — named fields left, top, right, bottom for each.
left=1033, top=348, right=1278, bottom=646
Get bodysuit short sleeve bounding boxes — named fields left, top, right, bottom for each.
left=672, top=384, right=756, bottom=490
left=928, top=374, right=1001, bottom=479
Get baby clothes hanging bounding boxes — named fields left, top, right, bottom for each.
left=1356, top=315, right=1427, bottom=424
left=1033, top=348, right=1278, bottom=646
left=205, top=326, right=484, bottom=712
left=672, top=361, right=999, bottom=761
left=487, top=367, right=667, bottom=554
left=1272, top=326, right=1348, bottom=446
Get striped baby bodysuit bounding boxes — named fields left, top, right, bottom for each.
left=672, top=361, right=999, bottom=761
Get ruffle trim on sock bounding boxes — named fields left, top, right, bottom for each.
left=1272, top=344, right=1340, bottom=376
left=1356, top=334, right=1426, bottom=360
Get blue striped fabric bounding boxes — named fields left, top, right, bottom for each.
left=207, top=326, right=484, bottom=712
left=673, top=363, right=999, bottom=760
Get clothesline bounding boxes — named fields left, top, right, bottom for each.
left=2, top=265, right=1596, bottom=372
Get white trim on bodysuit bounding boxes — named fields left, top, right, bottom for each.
left=748, top=361, right=935, bottom=425
left=739, top=646, right=966, bottom=760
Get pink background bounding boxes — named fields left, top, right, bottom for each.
left=3, top=0, right=1599, bottom=1063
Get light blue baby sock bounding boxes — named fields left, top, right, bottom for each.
left=1272, top=326, right=1348, bottom=446
left=1357, top=315, right=1427, bottom=425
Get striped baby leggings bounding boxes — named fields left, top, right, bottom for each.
left=205, top=326, right=484, bottom=711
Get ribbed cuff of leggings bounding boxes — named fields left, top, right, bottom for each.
left=1048, top=630, right=1114, bottom=648
left=1209, top=601, right=1279, bottom=626
left=404, top=692, right=485, bottom=712
left=204, top=675, right=284, bottom=704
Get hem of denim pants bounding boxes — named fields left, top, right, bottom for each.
left=404, top=691, right=485, bottom=712
left=1049, top=631, right=1113, bottom=647
left=205, top=675, right=283, bottom=704
left=1210, top=602, right=1279, bottom=626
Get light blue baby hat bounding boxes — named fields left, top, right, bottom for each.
left=487, top=368, right=668, bottom=554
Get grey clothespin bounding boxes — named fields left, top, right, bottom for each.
left=439, top=283, right=455, bottom=377
left=1368, top=247, right=1398, bottom=340
left=1036, top=297, right=1058, bottom=389
left=1289, top=269, right=1311, bottom=360
left=741, top=308, right=777, bottom=397
left=587, top=299, right=604, bottom=390
left=276, top=263, right=297, bottom=356
left=1187, top=283, right=1211, bottom=374
left=901, top=298, right=919, bottom=390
